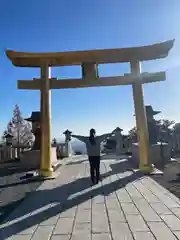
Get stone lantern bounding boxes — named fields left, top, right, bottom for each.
left=25, top=111, right=41, bottom=150
left=134, top=105, right=161, bottom=145
left=132, top=105, right=171, bottom=166
left=63, top=129, right=73, bottom=157
left=63, top=129, right=72, bottom=142
left=145, top=105, right=161, bottom=145
left=4, top=132, right=14, bottom=146
left=20, top=111, right=58, bottom=169
left=113, top=127, right=124, bottom=156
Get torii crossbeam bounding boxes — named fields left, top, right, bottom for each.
left=6, top=39, right=174, bottom=177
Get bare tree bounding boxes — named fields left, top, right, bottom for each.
left=1, top=130, right=7, bottom=144
left=128, top=127, right=138, bottom=142
left=6, top=105, right=34, bottom=149
left=128, top=119, right=175, bottom=144
left=156, top=119, right=175, bottom=133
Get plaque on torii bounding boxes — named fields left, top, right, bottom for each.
left=6, top=39, right=174, bottom=176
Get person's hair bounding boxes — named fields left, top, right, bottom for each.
left=89, top=128, right=96, bottom=145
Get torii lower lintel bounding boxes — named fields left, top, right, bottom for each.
left=17, top=71, right=166, bottom=90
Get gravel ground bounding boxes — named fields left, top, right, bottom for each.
left=0, top=162, right=43, bottom=224
left=121, top=155, right=180, bottom=201
left=150, top=158, right=180, bottom=199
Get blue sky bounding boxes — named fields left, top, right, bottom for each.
left=0, top=0, right=180, bottom=139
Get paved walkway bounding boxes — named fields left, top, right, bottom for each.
left=1, top=156, right=180, bottom=239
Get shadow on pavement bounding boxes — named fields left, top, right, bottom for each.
left=0, top=199, right=25, bottom=223
left=0, top=157, right=142, bottom=239
left=66, top=154, right=130, bottom=166
left=66, top=158, right=88, bottom=166
left=0, top=178, right=45, bottom=189
left=0, top=165, right=36, bottom=178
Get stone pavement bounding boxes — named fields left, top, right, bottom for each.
left=1, top=156, right=180, bottom=239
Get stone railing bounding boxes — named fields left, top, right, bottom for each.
left=0, top=146, right=18, bottom=162
left=171, top=134, right=180, bottom=155
left=0, top=145, right=27, bottom=162
left=157, top=133, right=180, bottom=155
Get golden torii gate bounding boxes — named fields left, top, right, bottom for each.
left=6, top=40, right=174, bottom=177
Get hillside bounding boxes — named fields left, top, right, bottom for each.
left=71, top=140, right=87, bottom=154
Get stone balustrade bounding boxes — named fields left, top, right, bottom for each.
left=0, top=146, right=18, bottom=162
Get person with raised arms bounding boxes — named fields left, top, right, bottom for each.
left=71, top=128, right=115, bottom=185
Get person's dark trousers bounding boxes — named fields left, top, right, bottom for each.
left=88, top=156, right=101, bottom=184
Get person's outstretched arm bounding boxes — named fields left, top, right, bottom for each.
left=71, top=134, right=87, bottom=143
left=96, top=132, right=114, bottom=142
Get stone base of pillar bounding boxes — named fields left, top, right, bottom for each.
left=20, top=147, right=59, bottom=170
left=66, top=142, right=73, bottom=157
left=57, top=142, right=73, bottom=158
left=132, top=142, right=171, bottom=167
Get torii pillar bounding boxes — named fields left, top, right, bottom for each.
left=131, top=61, right=151, bottom=172
left=40, top=63, right=53, bottom=176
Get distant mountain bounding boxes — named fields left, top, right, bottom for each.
left=71, top=139, right=105, bottom=154
left=71, top=140, right=87, bottom=154
left=57, top=138, right=105, bottom=154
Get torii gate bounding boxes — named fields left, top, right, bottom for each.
left=6, top=40, right=174, bottom=177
